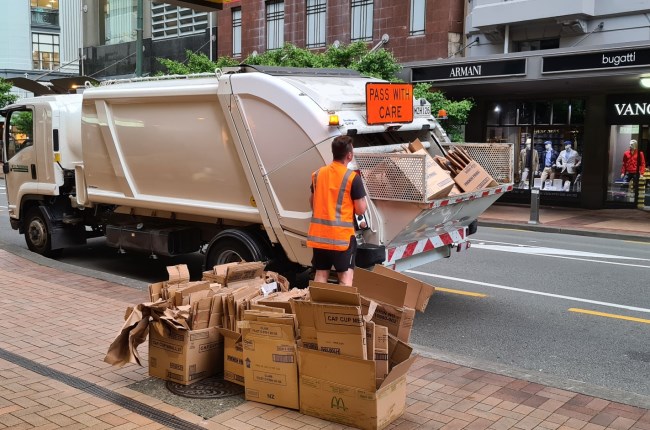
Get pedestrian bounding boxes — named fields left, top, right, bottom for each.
left=307, top=135, right=367, bottom=286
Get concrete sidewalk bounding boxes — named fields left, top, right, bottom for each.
left=479, top=204, right=650, bottom=242
left=0, top=249, right=649, bottom=430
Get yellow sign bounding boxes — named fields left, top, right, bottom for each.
left=365, top=83, right=414, bottom=125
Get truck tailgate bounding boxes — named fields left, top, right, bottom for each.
left=355, top=149, right=513, bottom=269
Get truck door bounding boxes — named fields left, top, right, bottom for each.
left=3, top=108, right=36, bottom=217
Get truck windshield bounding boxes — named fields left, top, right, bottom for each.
left=5, top=110, right=33, bottom=160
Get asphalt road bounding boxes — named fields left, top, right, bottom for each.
left=409, top=227, right=650, bottom=399
left=0, top=180, right=648, bottom=401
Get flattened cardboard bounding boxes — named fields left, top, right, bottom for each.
left=362, top=265, right=436, bottom=312
left=298, top=347, right=418, bottom=430
left=308, top=282, right=360, bottom=306
left=453, top=160, right=498, bottom=192
left=374, top=325, right=389, bottom=383
left=243, top=320, right=299, bottom=409
left=353, top=268, right=408, bottom=309
left=408, top=139, right=455, bottom=200
left=148, top=324, right=223, bottom=385
left=290, top=299, right=318, bottom=350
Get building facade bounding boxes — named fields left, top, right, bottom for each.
left=81, top=0, right=217, bottom=78
left=0, top=0, right=83, bottom=97
left=403, top=0, right=650, bottom=210
left=214, top=0, right=464, bottom=63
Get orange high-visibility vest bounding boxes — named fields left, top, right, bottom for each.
left=307, top=162, right=357, bottom=251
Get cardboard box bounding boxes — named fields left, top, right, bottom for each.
left=453, top=160, right=498, bottom=192
left=407, top=139, right=455, bottom=200
left=361, top=297, right=415, bottom=344
left=148, top=323, right=223, bottom=385
left=298, top=347, right=417, bottom=430
left=353, top=267, right=435, bottom=342
left=219, top=329, right=244, bottom=386
left=291, top=299, right=318, bottom=350
left=356, top=266, right=436, bottom=313
left=242, top=319, right=299, bottom=409
left=375, top=325, right=389, bottom=383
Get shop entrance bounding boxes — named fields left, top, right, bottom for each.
left=606, top=125, right=648, bottom=207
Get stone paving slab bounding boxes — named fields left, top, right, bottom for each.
left=0, top=249, right=648, bottom=430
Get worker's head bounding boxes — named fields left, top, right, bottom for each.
left=332, top=135, right=354, bottom=162
left=630, top=139, right=638, bottom=150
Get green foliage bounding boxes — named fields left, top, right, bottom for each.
left=157, top=42, right=399, bottom=79
left=156, top=46, right=474, bottom=140
left=157, top=51, right=238, bottom=75
left=414, top=83, right=474, bottom=142
left=0, top=78, right=18, bottom=110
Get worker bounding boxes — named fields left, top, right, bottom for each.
left=308, top=135, right=367, bottom=286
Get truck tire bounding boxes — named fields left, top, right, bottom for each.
left=204, top=229, right=270, bottom=270
left=23, top=207, right=62, bottom=258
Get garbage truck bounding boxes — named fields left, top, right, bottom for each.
left=1, top=65, right=513, bottom=276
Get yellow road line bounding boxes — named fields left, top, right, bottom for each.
left=569, top=308, right=650, bottom=324
left=435, top=287, right=486, bottom=297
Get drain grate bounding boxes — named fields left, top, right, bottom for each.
left=166, top=376, right=244, bottom=399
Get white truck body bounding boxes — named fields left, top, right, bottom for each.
left=1, top=66, right=512, bottom=276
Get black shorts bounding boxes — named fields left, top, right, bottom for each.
left=311, top=236, right=357, bottom=273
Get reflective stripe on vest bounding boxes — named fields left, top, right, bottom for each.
left=307, top=163, right=356, bottom=251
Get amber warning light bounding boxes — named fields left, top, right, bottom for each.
left=365, top=83, right=414, bottom=125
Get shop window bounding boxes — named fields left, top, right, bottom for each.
left=306, top=0, right=326, bottom=48
left=266, top=1, right=284, bottom=50
left=501, top=102, right=518, bottom=125
left=487, top=102, right=502, bottom=126
left=606, top=125, right=647, bottom=204
left=515, top=38, right=559, bottom=52
left=517, top=102, right=533, bottom=125
left=552, top=100, right=569, bottom=124
left=351, top=0, right=373, bottom=42
left=569, top=99, right=585, bottom=125
left=534, top=101, right=552, bottom=124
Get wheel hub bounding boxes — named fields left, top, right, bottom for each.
left=28, top=220, right=47, bottom=248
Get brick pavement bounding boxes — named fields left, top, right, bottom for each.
left=0, top=249, right=648, bottom=430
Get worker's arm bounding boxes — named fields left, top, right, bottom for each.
left=353, top=197, right=367, bottom=216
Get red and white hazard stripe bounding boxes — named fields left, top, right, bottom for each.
left=428, top=184, right=513, bottom=209
left=385, top=227, right=466, bottom=265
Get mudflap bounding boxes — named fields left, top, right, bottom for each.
left=39, top=206, right=87, bottom=250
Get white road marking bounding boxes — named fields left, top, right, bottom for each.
left=407, top=270, right=650, bottom=314
left=471, top=241, right=650, bottom=269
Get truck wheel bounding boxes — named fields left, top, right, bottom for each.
left=24, top=207, right=62, bottom=258
left=204, top=229, right=269, bottom=270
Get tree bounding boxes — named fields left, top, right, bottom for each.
left=0, top=78, right=18, bottom=110
left=414, top=83, right=474, bottom=142
left=157, top=44, right=472, bottom=136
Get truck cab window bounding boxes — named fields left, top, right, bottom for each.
left=6, top=110, right=33, bottom=160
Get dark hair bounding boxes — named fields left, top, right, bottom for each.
left=332, top=135, right=353, bottom=161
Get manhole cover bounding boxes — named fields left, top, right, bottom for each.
left=166, top=376, right=244, bottom=399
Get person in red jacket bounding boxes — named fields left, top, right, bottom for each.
left=620, top=139, right=646, bottom=185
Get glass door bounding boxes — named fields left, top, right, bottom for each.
left=606, top=125, right=648, bottom=205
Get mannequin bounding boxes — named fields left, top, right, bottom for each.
left=539, top=141, right=558, bottom=189
left=519, top=138, right=539, bottom=187
left=556, top=141, right=581, bottom=191
left=620, top=139, right=646, bottom=186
